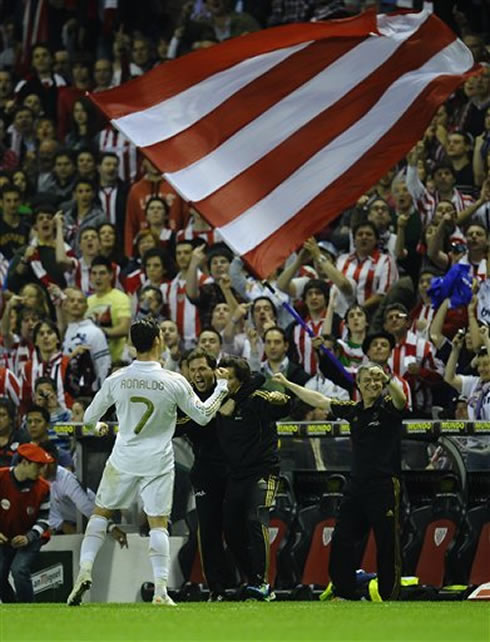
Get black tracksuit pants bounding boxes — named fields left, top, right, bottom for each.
left=191, top=471, right=230, bottom=593
left=329, top=476, right=402, bottom=601
left=223, top=473, right=279, bottom=586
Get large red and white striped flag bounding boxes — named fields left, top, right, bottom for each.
left=90, top=10, right=476, bottom=279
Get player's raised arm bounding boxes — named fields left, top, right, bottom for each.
left=173, top=368, right=229, bottom=426
left=271, top=372, right=333, bottom=413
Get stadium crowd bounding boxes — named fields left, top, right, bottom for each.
left=0, top=0, right=488, bottom=602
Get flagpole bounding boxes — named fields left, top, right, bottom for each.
left=261, top=280, right=354, bottom=384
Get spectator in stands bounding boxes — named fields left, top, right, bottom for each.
left=61, top=287, right=111, bottom=389
left=136, top=286, right=166, bottom=324
left=383, top=303, right=443, bottom=415
left=33, top=377, right=71, bottom=425
left=166, top=239, right=208, bottom=350
left=24, top=404, right=71, bottom=468
left=445, top=130, right=475, bottom=195
left=97, top=153, right=129, bottom=243
left=93, top=58, right=114, bottom=93
left=0, top=397, right=29, bottom=467
left=0, top=186, right=29, bottom=261
left=367, top=198, right=397, bottom=257
left=25, top=206, right=74, bottom=289
left=15, top=42, right=66, bottom=119
left=76, top=149, right=97, bottom=183
left=57, top=57, right=93, bottom=142
left=21, top=320, right=72, bottom=413
left=197, top=327, right=224, bottom=362
left=287, top=279, right=329, bottom=376
left=250, top=326, right=310, bottom=389
left=125, top=158, right=185, bottom=256
left=63, top=179, right=106, bottom=254
left=186, top=242, right=240, bottom=327
left=131, top=36, right=154, bottom=74
left=160, top=319, right=183, bottom=371
left=0, top=115, right=17, bottom=171
left=35, top=138, right=59, bottom=191
left=97, top=222, right=126, bottom=267
left=64, top=98, right=99, bottom=150
left=85, top=257, right=131, bottom=363
left=143, top=196, right=173, bottom=248
left=0, top=442, right=53, bottom=603
left=336, top=222, right=398, bottom=313
left=445, top=326, right=490, bottom=420
left=0, top=305, right=42, bottom=379
left=7, top=106, right=37, bottom=164
left=38, top=149, right=77, bottom=201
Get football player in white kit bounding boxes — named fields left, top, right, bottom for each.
left=67, top=319, right=229, bottom=606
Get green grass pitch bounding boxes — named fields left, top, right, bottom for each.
left=0, top=602, right=487, bottom=642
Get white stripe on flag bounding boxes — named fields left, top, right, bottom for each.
left=112, top=41, right=311, bottom=147
left=165, top=11, right=430, bottom=202
left=217, top=39, right=473, bottom=256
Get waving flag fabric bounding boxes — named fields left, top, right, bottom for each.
left=90, top=10, right=476, bottom=279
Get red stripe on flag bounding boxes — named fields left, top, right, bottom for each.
left=241, top=72, right=473, bottom=277
left=143, top=37, right=369, bottom=173
left=193, top=18, right=460, bottom=227
left=89, top=13, right=377, bottom=120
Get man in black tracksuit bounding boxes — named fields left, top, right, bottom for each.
left=175, top=348, right=231, bottom=601
left=272, top=362, right=407, bottom=601
left=176, top=348, right=265, bottom=601
left=216, top=356, right=291, bottom=601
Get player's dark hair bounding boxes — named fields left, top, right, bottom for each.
left=187, top=347, right=217, bottom=369
left=218, top=355, right=251, bottom=384
left=130, top=319, right=160, bottom=353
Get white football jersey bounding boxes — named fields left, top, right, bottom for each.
left=84, top=360, right=228, bottom=475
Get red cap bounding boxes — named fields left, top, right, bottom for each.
left=17, top=443, right=54, bottom=464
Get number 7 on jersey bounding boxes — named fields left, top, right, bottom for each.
left=130, top=396, right=155, bottom=434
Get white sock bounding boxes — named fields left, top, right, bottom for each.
left=149, top=527, right=169, bottom=595
left=79, top=515, right=108, bottom=572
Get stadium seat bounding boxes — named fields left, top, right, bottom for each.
left=268, top=476, right=298, bottom=589
left=403, top=492, right=465, bottom=587
left=446, top=502, right=490, bottom=586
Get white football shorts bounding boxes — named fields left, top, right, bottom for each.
left=95, top=460, right=175, bottom=517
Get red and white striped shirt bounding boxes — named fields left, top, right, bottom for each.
left=71, top=257, right=123, bottom=296
left=164, top=272, right=211, bottom=348
left=8, top=339, right=34, bottom=380
left=21, top=351, right=72, bottom=412
left=389, top=331, right=442, bottom=379
left=0, top=368, right=21, bottom=406
left=98, top=126, right=139, bottom=183
left=98, top=185, right=118, bottom=225
left=406, top=164, right=474, bottom=228
left=409, top=301, right=435, bottom=339
left=336, top=250, right=398, bottom=307
left=28, top=241, right=76, bottom=288
left=292, top=316, right=325, bottom=376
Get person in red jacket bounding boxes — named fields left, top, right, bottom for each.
left=0, top=443, right=53, bottom=602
